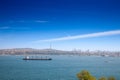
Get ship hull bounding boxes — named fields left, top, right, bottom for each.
left=23, top=58, right=52, bottom=60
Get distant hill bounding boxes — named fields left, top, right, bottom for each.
left=0, top=48, right=71, bottom=55
left=0, top=48, right=120, bottom=57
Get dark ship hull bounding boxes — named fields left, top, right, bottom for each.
left=23, top=58, right=52, bottom=60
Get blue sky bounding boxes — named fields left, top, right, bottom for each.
left=0, top=0, right=120, bottom=51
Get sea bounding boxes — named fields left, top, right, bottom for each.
left=0, top=55, right=120, bottom=80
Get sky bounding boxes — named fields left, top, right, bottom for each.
left=0, top=0, right=120, bottom=51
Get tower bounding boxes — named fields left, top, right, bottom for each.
left=50, top=43, right=52, bottom=50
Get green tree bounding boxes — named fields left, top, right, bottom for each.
left=77, top=70, right=116, bottom=80
left=98, top=77, right=107, bottom=80
left=77, top=70, right=96, bottom=80
left=108, top=76, right=116, bottom=80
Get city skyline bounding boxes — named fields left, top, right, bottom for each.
left=0, top=0, right=120, bottom=51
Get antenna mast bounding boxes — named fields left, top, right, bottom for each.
left=50, top=43, right=52, bottom=49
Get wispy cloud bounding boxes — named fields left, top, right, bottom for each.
left=33, top=30, right=120, bottom=43
left=0, top=26, right=30, bottom=30
left=11, top=27, right=30, bottom=30
left=0, top=26, right=10, bottom=29
left=35, top=20, right=48, bottom=23
left=9, top=20, right=25, bottom=23
left=9, top=20, right=48, bottom=23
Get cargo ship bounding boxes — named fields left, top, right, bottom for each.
left=23, top=56, right=52, bottom=60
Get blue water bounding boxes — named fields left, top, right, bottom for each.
left=0, top=55, right=120, bottom=80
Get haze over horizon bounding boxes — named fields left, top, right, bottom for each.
left=0, top=0, right=120, bottom=51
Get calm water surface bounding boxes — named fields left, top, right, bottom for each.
left=0, top=55, right=120, bottom=80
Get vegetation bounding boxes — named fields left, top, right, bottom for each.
left=98, top=77, right=107, bottom=80
left=77, top=70, right=96, bottom=80
left=77, top=70, right=116, bottom=80
left=108, top=76, right=116, bottom=80
left=98, top=76, right=116, bottom=80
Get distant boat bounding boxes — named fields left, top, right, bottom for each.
left=101, top=54, right=109, bottom=57
left=23, top=56, right=52, bottom=60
